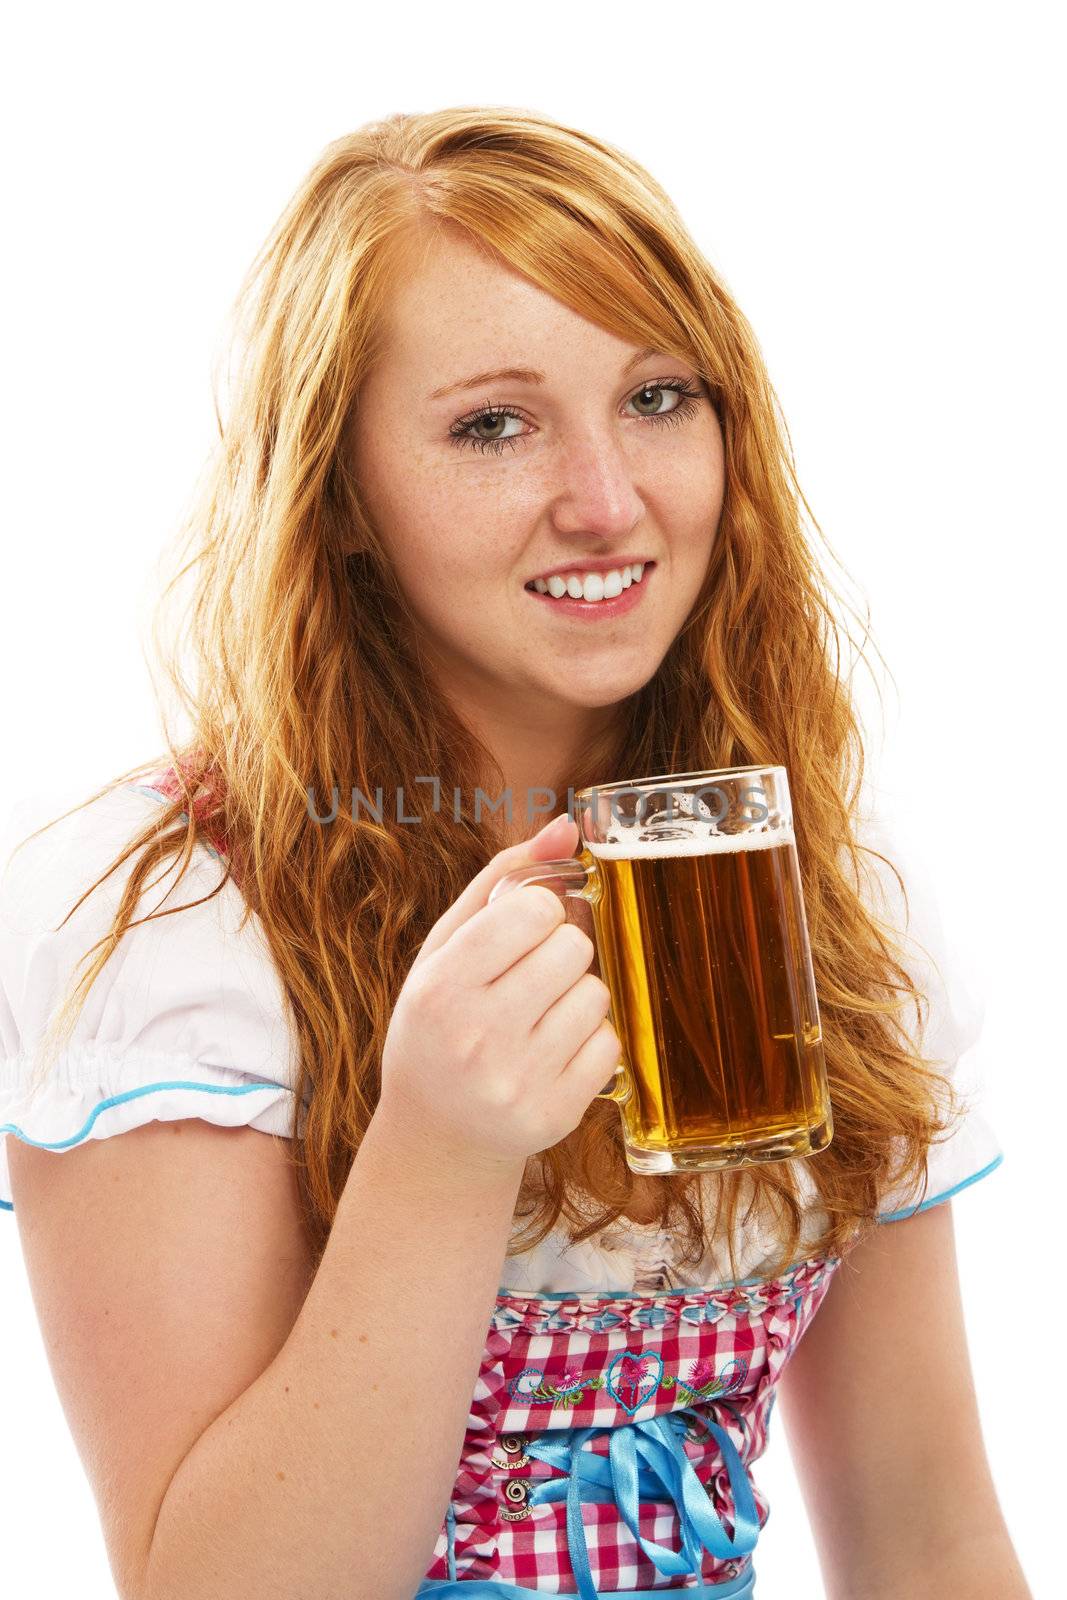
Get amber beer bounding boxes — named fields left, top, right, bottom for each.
left=487, top=766, right=833, bottom=1173
left=582, top=827, right=832, bottom=1168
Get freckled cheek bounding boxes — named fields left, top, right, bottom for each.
left=364, top=441, right=537, bottom=584
left=358, top=424, right=442, bottom=517
left=652, top=490, right=721, bottom=562
left=420, top=479, right=532, bottom=577
left=386, top=496, right=507, bottom=618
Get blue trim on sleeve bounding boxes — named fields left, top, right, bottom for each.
left=875, top=1152, right=1004, bottom=1224
left=0, top=1077, right=294, bottom=1213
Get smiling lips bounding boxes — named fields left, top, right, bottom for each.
left=523, top=561, right=654, bottom=620
left=524, top=560, right=652, bottom=604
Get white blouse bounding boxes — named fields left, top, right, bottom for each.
left=0, top=781, right=1003, bottom=1291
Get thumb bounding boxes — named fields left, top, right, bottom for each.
left=414, top=812, right=579, bottom=966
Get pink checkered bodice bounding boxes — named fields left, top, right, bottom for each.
left=422, top=1253, right=839, bottom=1594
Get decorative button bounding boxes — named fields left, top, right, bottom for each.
left=491, top=1432, right=531, bottom=1470
left=500, top=1478, right=532, bottom=1522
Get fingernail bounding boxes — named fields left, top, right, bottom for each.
left=537, top=812, right=569, bottom=833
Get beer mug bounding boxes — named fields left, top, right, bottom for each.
left=488, top=767, right=833, bottom=1173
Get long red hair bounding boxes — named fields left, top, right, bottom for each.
left=14, top=107, right=959, bottom=1279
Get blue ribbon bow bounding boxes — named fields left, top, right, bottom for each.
left=523, top=1406, right=761, bottom=1600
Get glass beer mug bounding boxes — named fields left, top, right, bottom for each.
left=488, top=766, right=833, bottom=1174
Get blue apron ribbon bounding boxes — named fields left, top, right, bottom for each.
left=524, top=1408, right=761, bottom=1600
left=417, top=1564, right=755, bottom=1599
left=417, top=1407, right=760, bottom=1599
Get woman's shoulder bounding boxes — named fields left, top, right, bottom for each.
left=0, top=777, right=260, bottom=1010
left=0, top=778, right=306, bottom=1216
left=2, top=778, right=184, bottom=901
left=843, top=785, right=1004, bottom=1219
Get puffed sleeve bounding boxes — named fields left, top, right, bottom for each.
left=0, top=782, right=309, bottom=1214
left=847, top=793, right=1004, bottom=1223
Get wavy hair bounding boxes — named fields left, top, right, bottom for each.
left=11, top=106, right=963, bottom=1280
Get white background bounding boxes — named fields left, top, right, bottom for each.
left=1, top=2, right=1062, bottom=1595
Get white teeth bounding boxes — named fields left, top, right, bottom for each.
left=530, top=563, right=649, bottom=603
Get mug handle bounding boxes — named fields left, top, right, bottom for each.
left=487, top=858, right=632, bottom=1105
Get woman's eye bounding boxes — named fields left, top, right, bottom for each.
left=448, top=406, right=526, bottom=455
left=447, top=379, right=704, bottom=456
left=628, top=383, right=688, bottom=418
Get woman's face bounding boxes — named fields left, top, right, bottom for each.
left=350, top=225, right=726, bottom=738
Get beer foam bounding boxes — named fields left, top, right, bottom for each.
left=585, top=825, right=795, bottom=860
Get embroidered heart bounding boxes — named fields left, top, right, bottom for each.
left=606, top=1350, right=664, bottom=1415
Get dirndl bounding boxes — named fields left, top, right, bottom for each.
left=414, top=1255, right=839, bottom=1596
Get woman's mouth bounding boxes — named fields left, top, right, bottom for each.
left=523, top=561, right=654, bottom=621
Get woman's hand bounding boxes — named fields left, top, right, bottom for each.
left=377, top=813, right=621, bottom=1176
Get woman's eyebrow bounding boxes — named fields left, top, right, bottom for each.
left=427, top=345, right=662, bottom=402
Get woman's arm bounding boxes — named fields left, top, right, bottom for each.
left=774, top=1199, right=1030, bottom=1599
left=142, top=1105, right=526, bottom=1600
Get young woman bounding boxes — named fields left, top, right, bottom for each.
left=0, top=107, right=1027, bottom=1599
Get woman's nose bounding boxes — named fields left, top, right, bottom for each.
left=547, top=429, right=645, bottom=541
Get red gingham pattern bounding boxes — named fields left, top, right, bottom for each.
left=424, top=1255, right=840, bottom=1592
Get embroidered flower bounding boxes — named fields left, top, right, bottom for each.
left=688, top=1355, right=718, bottom=1389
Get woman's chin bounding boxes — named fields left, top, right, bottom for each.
left=534, top=672, right=656, bottom=715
